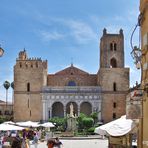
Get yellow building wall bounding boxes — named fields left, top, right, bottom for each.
left=140, top=0, right=148, bottom=147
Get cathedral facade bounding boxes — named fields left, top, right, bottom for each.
left=13, top=29, right=129, bottom=123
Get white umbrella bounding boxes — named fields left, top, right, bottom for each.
left=94, top=115, right=135, bottom=137
left=16, top=121, right=40, bottom=128
left=39, top=122, right=55, bottom=128
left=3, top=121, right=15, bottom=125
left=0, top=123, right=24, bottom=131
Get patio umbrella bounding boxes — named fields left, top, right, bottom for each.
left=0, top=123, right=24, bottom=131
left=39, top=122, right=55, bottom=128
left=16, top=121, right=40, bottom=128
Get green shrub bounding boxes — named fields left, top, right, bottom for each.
left=87, top=127, right=95, bottom=135
left=48, top=117, right=66, bottom=131
left=82, top=117, right=94, bottom=129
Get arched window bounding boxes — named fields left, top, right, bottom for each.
left=110, top=43, right=113, bottom=51
left=113, top=102, right=117, bottom=108
left=113, top=82, right=117, bottom=91
left=68, top=81, right=76, bottom=86
left=114, top=43, right=117, bottom=51
left=20, top=62, right=22, bottom=68
left=110, top=58, right=117, bottom=68
left=27, top=82, right=30, bottom=92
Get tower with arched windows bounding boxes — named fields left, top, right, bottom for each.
left=100, top=28, right=124, bottom=68
left=98, top=29, right=129, bottom=122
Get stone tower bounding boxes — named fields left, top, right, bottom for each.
left=100, top=28, right=124, bottom=68
left=13, top=50, right=47, bottom=121
left=98, top=29, right=129, bottom=123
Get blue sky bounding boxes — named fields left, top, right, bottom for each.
left=0, top=0, right=141, bottom=102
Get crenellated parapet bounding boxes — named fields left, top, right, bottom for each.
left=15, top=50, right=47, bottom=69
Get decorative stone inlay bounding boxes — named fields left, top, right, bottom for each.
left=51, top=96, right=54, bottom=99
left=56, top=95, right=59, bottom=99
left=61, top=96, right=64, bottom=99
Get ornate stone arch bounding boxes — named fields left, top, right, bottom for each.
left=80, top=102, right=92, bottom=115
left=52, top=102, right=64, bottom=117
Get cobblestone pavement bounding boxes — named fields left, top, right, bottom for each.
left=30, top=139, right=108, bottom=148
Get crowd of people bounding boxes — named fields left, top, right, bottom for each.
left=0, top=129, right=63, bottom=148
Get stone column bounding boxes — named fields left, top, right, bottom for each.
left=78, top=105, right=80, bottom=116
left=64, top=105, right=66, bottom=117
left=50, top=107, right=52, bottom=119
left=98, top=102, right=101, bottom=121
left=42, top=99, right=46, bottom=121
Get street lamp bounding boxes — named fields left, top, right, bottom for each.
left=131, top=46, right=142, bottom=69
left=0, top=46, right=4, bottom=57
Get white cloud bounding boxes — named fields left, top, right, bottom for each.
left=65, top=20, right=97, bottom=44
left=39, top=30, right=65, bottom=41
left=37, top=18, right=97, bottom=44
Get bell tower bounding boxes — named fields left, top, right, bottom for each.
left=100, top=28, right=124, bottom=68
left=98, top=29, right=129, bottom=123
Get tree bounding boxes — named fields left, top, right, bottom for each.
left=77, top=113, right=87, bottom=131
left=3, top=81, right=10, bottom=109
left=90, top=112, right=98, bottom=125
left=11, top=82, right=14, bottom=89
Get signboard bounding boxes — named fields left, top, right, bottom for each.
left=130, top=89, right=143, bottom=101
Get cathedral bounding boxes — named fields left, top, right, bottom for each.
left=13, top=29, right=129, bottom=123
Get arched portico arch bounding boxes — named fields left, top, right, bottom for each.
left=80, top=102, right=92, bottom=115
left=52, top=102, right=64, bottom=117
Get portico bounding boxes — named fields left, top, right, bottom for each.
left=42, top=86, right=102, bottom=121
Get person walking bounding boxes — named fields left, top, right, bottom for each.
left=21, top=138, right=29, bottom=148
left=33, top=133, right=38, bottom=148
left=47, top=138, right=55, bottom=148
left=54, top=137, right=63, bottom=148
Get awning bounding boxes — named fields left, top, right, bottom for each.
left=94, top=115, right=136, bottom=136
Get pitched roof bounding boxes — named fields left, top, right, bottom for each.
left=55, top=64, right=89, bottom=75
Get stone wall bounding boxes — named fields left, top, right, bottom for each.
left=47, top=74, right=97, bottom=86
